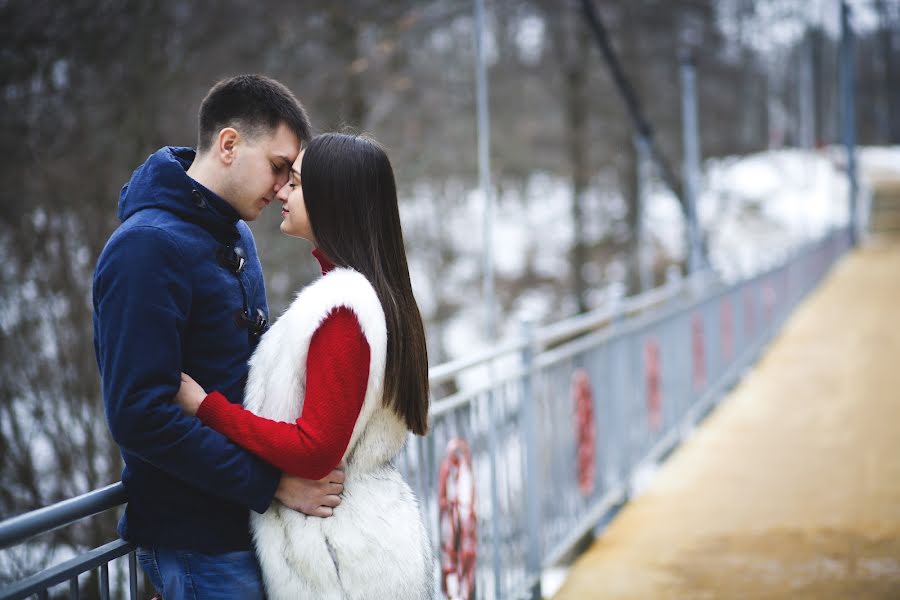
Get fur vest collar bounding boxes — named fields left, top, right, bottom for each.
left=243, top=267, right=407, bottom=473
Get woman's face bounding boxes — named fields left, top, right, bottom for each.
left=276, top=150, right=314, bottom=242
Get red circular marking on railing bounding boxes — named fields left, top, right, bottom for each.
left=691, top=315, right=706, bottom=391
left=439, top=438, right=477, bottom=600
left=721, top=300, right=734, bottom=360
left=571, top=369, right=596, bottom=496
left=644, top=338, right=662, bottom=432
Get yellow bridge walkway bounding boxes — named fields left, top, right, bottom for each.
left=553, top=238, right=900, bottom=599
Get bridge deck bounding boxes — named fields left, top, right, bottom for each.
left=553, top=239, right=900, bottom=599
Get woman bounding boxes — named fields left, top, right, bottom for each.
left=174, top=133, right=434, bottom=599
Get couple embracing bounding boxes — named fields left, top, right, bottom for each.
left=93, top=74, right=433, bottom=599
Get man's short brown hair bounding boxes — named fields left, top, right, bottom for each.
left=197, top=74, right=312, bottom=151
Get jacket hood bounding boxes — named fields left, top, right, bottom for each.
left=118, top=147, right=241, bottom=241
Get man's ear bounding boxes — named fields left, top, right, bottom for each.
left=216, top=128, right=240, bottom=165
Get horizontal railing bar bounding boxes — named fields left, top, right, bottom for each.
left=426, top=272, right=715, bottom=386
left=427, top=338, right=528, bottom=385
left=0, top=539, right=133, bottom=600
left=534, top=305, right=617, bottom=348
left=429, top=365, right=529, bottom=418
left=0, top=483, right=126, bottom=550
left=424, top=223, right=834, bottom=390
left=428, top=388, right=482, bottom=419
left=533, top=277, right=696, bottom=349
left=534, top=295, right=692, bottom=371
left=429, top=231, right=832, bottom=415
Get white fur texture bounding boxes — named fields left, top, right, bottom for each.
left=244, top=268, right=433, bottom=599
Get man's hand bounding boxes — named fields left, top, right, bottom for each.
left=274, top=468, right=345, bottom=517
left=174, top=372, right=206, bottom=416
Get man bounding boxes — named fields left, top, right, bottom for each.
left=93, top=75, right=343, bottom=599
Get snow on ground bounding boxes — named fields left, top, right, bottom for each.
left=697, top=148, right=850, bottom=279
left=857, top=145, right=900, bottom=180
left=406, top=146, right=899, bottom=367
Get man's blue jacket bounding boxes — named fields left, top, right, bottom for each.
left=93, top=147, right=280, bottom=552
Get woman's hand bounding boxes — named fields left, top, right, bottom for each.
left=174, top=372, right=207, bottom=416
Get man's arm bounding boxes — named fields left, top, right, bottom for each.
left=95, top=225, right=282, bottom=512
left=191, top=307, right=370, bottom=480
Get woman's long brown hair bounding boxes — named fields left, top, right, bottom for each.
left=301, top=133, right=429, bottom=435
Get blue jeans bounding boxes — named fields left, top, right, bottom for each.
left=136, top=547, right=266, bottom=600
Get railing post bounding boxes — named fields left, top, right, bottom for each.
left=484, top=383, right=503, bottom=600
left=520, top=318, right=543, bottom=600
left=100, top=563, right=110, bottom=600
left=128, top=551, right=138, bottom=599
left=607, top=288, right=629, bottom=490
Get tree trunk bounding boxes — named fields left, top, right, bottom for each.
left=565, top=25, right=592, bottom=313
left=877, top=1, right=899, bottom=143
left=624, top=139, right=642, bottom=296
left=329, top=9, right=368, bottom=128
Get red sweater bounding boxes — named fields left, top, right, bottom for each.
left=197, top=249, right=371, bottom=480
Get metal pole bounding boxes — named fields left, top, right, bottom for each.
left=840, top=0, right=859, bottom=245
left=473, top=3, right=503, bottom=597
left=635, top=134, right=653, bottom=292
left=799, top=32, right=816, bottom=152
left=474, top=0, right=496, bottom=339
left=520, top=318, right=543, bottom=600
left=679, top=52, right=702, bottom=275
left=128, top=551, right=138, bottom=599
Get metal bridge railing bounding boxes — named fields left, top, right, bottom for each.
left=0, top=227, right=851, bottom=600
left=399, top=226, right=851, bottom=600
left=0, top=484, right=137, bottom=600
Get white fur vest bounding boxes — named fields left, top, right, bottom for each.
left=243, top=267, right=433, bottom=600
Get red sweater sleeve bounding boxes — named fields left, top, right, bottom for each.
left=196, top=306, right=370, bottom=480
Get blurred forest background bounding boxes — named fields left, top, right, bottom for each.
left=1, top=0, right=898, bottom=586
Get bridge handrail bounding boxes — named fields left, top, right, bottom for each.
left=428, top=268, right=719, bottom=389
left=0, top=483, right=126, bottom=551
left=2, top=539, right=135, bottom=600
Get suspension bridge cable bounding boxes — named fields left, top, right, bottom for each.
left=578, top=0, right=689, bottom=220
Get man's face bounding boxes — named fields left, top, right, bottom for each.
left=223, top=122, right=300, bottom=221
